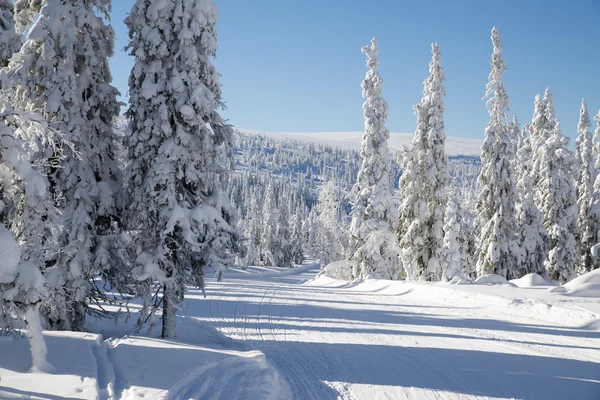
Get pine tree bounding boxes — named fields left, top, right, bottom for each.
left=588, top=111, right=600, bottom=273
left=314, top=180, right=348, bottom=266
left=398, top=42, right=449, bottom=281
left=441, top=193, right=464, bottom=281
left=126, top=0, right=241, bottom=339
left=3, top=0, right=125, bottom=330
left=476, top=27, right=521, bottom=279
left=575, top=99, right=596, bottom=273
left=516, top=124, right=549, bottom=276
left=348, top=38, right=399, bottom=280
left=0, top=101, right=63, bottom=371
left=539, top=118, right=578, bottom=283
left=0, top=0, right=22, bottom=67
left=530, top=89, right=556, bottom=201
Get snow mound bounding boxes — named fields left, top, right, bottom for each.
left=448, top=276, right=473, bottom=285
left=320, top=260, right=354, bottom=281
left=564, top=268, right=600, bottom=290
left=112, top=337, right=285, bottom=400
left=563, top=283, right=600, bottom=298
left=509, top=273, right=558, bottom=288
left=473, top=274, right=508, bottom=285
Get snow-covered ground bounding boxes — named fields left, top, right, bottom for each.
left=1, top=264, right=599, bottom=399
left=238, top=129, right=483, bottom=156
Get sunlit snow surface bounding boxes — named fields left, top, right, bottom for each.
left=1, top=264, right=599, bottom=399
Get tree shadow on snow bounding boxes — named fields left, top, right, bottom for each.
left=251, top=340, right=600, bottom=400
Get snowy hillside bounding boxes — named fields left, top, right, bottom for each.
left=239, top=128, right=483, bottom=157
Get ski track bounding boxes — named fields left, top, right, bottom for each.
left=202, top=265, right=600, bottom=400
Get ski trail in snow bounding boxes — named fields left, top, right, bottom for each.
left=200, top=265, right=600, bottom=400
left=91, top=337, right=116, bottom=400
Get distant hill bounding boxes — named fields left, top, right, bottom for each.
left=238, top=129, right=483, bottom=157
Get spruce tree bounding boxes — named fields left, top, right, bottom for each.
left=348, top=38, right=399, bottom=280
left=0, top=0, right=22, bottom=67
left=476, top=27, right=521, bottom=279
left=398, top=42, right=449, bottom=281
left=539, top=118, right=578, bottom=282
left=516, top=124, right=549, bottom=275
left=575, top=99, right=596, bottom=273
left=126, top=0, right=241, bottom=338
left=3, top=0, right=124, bottom=330
left=588, top=111, right=600, bottom=273
left=530, top=89, right=556, bottom=203
left=441, top=193, right=464, bottom=281
left=0, top=100, right=64, bottom=371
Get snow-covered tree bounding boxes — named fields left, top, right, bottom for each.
left=476, top=27, right=521, bottom=279
left=0, top=0, right=22, bottom=67
left=290, top=213, right=305, bottom=265
left=575, top=99, right=596, bottom=273
left=539, top=118, right=578, bottom=283
left=348, top=38, right=399, bottom=280
left=125, top=0, right=241, bottom=338
left=2, top=0, right=125, bottom=330
left=516, top=124, right=549, bottom=275
left=441, top=193, right=464, bottom=281
left=588, top=111, right=600, bottom=273
left=0, top=101, right=64, bottom=371
left=530, top=89, right=556, bottom=200
left=398, top=42, right=449, bottom=281
left=313, top=180, right=349, bottom=266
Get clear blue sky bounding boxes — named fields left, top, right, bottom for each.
left=109, top=0, right=600, bottom=141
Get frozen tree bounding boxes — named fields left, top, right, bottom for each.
left=0, top=102, right=64, bottom=371
left=126, top=0, right=241, bottom=339
left=508, top=116, right=520, bottom=172
left=588, top=111, right=600, bottom=273
left=398, top=42, right=449, bottom=281
left=314, top=180, right=349, bottom=266
left=441, top=193, right=464, bottom=281
left=530, top=89, right=556, bottom=200
left=575, top=99, right=597, bottom=273
left=2, top=0, right=125, bottom=330
left=539, top=119, right=578, bottom=282
left=0, top=0, right=22, bottom=67
left=476, top=27, right=521, bottom=279
left=516, top=124, right=549, bottom=275
left=290, top=213, right=305, bottom=265
left=348, top=38, right=399, bottom=280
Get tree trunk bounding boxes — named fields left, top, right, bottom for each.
left=161, top=284, right=177, bottom=339
left=24, top=306, right=54, bottom=373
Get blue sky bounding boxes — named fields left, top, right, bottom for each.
left=109, top=0, right=600, bottom=141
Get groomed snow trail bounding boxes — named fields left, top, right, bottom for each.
left=192, top=264, right=600, bottom=400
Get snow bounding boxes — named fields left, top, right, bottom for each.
left=473, top=274, right=508, bottom=285
left=561, top=269, right=600, bottom=298
left=564, top=268, right=600, bottom=290
left=2, top=264, right=600, bottom=399
left=509, top=273, right=558, bottom=287
left=238, top=129, right=483, bottom=157
left=321, top=260, right=354, bottom=281
left=564, top=283, right=600, bottom=298
left=0, top=225, right=20, bottom=284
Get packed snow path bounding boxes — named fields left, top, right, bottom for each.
left=196, top=264, right=600, bottom=400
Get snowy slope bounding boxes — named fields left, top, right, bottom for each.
left=200, top=265, right=600, bottom=399
left=2, top=265, right=599, bottom=399
left=238, top=129, right=483, bottom=157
